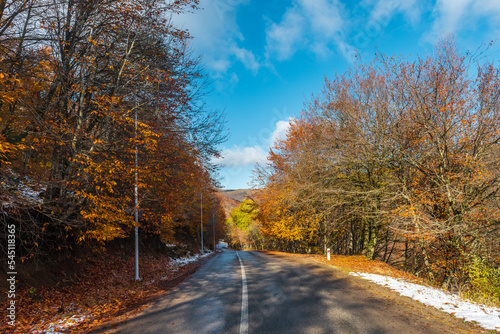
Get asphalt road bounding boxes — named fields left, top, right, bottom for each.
left=111, top=249, right=483, bottom=334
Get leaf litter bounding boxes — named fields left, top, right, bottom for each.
left=1, top=250, right=214, bottom=334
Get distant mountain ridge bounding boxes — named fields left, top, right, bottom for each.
left=219, top=189, right=254, bottom=203
left=217, top=189, right=254, bottom=215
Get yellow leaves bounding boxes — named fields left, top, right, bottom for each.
left=0, top=0, right=226, bottom=273
left=87, top=36, right=99, bottom=46
left=85, top=224, right=124, bottom=242
left=391, top=205, right=418, bottom=219
left=0, top=71, right=21, bottom=104
left=0, top=135, right=28, bottom=164
left=0, top=138, right=17, bottom=153
left=109, top=96, right=121, bottom=105
left=0, top=91, right=15, bottom=104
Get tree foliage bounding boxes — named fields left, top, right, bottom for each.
left=254, top=39, right=500, bottom=287
left=230, top=199, right=257, bottom=231
left=0, top=0, right=227, bottom=259
left=225, top=199, right=262, bottom=249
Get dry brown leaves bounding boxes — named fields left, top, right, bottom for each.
left=0, top=252, right=214, bottom=334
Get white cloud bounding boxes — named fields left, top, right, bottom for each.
left=173, top=0, right=262, bottom=76
left=212, top=146, right=268, bottom=167
left=230, top=73, right=239, bottom=85
left=430, top=0, right=473, bottom=37
left=425, top=0, right=500, bottom=42
left=265, top=0, right=352, bottom=61
left=207, top=58, right=232, bottom=73
left=335, top=37, right=357, bottom=62
left=230, top=46, right=261, bottom=74
left=213, top=118, right=294, bottom=167
left=270, top=118, right=294, bottom=145
left=472, top=0, right=500, bottom=19
left=367, top=0, right=421, bottom=28
left=346, top=0, right=422, bottom=60
left=299, top=0, right=344, bottom=38
left=266, top=6, right=305, bottom=60
left=395, top=0, right=421, bottom=25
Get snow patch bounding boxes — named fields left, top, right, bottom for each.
left=1, top=169, right=44, bottom=207
left=350, top=272, right=500, bottom=331
left=173, top=250, right=213, bottom=266
left=32, top=313, right=88, bottom=334
left=160, top=250, right=214, bottom=279
left=31, top=251, right=214, bottom=332
left=17, top=182, right=44, bottom=203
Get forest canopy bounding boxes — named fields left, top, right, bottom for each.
left=0, top=0, right=227, bottom=259
left=254, top=39, right=500, bottom=291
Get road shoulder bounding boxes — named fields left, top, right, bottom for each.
left=258, top=251, right=492, bottom=334
left=91, top=252, right=219, bottom=334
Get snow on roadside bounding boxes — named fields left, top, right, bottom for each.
left=157, top=250, right=213, bottom=279
left=32, top=313, right=89, bottom=334
left=350, top=272, right=500, bottom=331
left=1, top=171, right=45, bottom=208
left=173, top=250, right=213, bottom=266
left=34, top=252, right=213, bottom=333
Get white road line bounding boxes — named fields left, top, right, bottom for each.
left=236, top=252, right=249, bottom=334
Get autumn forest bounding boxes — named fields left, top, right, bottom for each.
left=247, top=39, right=500, bottom=301
left=2, top=0, right=500, bottom=330
left=0, top=0, right=231, bottom=261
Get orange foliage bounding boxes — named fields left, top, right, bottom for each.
left=253, top=38, right=500, bottom=286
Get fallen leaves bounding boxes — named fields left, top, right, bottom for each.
left=0, top=251, right=214, bottom=334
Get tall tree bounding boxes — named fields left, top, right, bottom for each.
left=1, top=0, right=228, bottom=258
left=254, top=39, right=500, bottom=286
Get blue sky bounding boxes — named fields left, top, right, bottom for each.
left=174, top=0, right=500, bottom=189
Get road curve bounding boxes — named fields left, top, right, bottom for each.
left=111, top=249, right=482, bottom=334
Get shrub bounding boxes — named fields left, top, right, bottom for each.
left=464, top=256, right=500, bottom=306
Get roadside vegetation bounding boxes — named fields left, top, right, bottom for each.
left=1, top=1, right=226, bottom=331
left=0, top=0, right=226, bottom=264
left=225, top=199, right=262, bottom=250
left=252, top=38, right=500, bottom=306
left=5, top=247, right=215, bottom=333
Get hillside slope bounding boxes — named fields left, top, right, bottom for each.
left=217, top=189, right=254, bottom=215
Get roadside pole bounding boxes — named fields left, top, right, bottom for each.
left=201, top=193, right=203, bottom=253
left=134, top=106, right=140, bottom=281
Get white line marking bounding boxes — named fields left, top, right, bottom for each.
left=237, top=252, right=249, bottom=334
